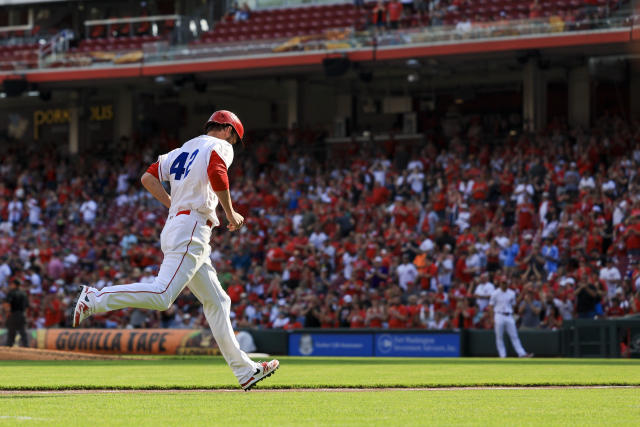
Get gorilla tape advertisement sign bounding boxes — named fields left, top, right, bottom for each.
left=38, top=329, right=220, bottom=355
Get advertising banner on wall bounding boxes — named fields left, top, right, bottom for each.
left=374, top=333, right=460, bottom=357
left=288, top=331, right=461, bottom=357
left=38, top=329, right=220, bottom=355
left=289, top=333, right=373, bottom=357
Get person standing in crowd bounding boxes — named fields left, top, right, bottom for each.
left=489, top=276, right=533, bottom=358
left=575, top=275, right=601, bottom=318
left=3, top=279, right=29, bottom=347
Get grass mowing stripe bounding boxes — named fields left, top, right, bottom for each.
left=1, top=357, right=639, bottom=390
left=0, top=389, right=638, bottom=426
left=2, top=382, right=640, bottom=391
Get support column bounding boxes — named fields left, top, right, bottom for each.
left=114, top=88, right=133, bottom=142
left=69, top=106, right=79, bottom=154
left=286, top=79, right=299, bottom=129
left=630, top=60, right=640, bottom=120
left=522, top=60, right=547, bottom=132
left=68, top=91, right=79, bottom=154
left=568, top=65, right=590, bottom=128
left=334, top=94, right=352, bottom=137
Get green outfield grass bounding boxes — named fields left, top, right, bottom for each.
left=0, top=358, right=638, bottom=426
left=0, top=357, right=639, bottom=390
left=0, top=389, right=638, bottom=426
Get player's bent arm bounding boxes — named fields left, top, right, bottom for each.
left=214, top=189, right=244, bottom=231
left=141, top=172, right=171, bottom=209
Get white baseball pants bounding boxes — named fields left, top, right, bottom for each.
left=90, top=211, right=257, bottom=383
left=493, top=313, right=527, bottom=358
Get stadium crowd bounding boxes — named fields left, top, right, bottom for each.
left=1, top=112, right=640, bottom=334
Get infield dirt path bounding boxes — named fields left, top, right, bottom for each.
left=0, top=386, right=638, bottom=395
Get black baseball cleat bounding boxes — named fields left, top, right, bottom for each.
left=240, top=360, right=280, bottom=391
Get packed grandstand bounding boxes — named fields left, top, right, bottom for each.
left=0, top=111, right=639, bottom=332
left=1, top=0, right=640, bottom=338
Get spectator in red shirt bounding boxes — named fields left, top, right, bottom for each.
left=388, top=295, right=408, bottom=328
left=529, top=0, right=542, bottom=18
left=348, top=303, right=367, bottom=328
left=606, top=290, right=629, bottom=317
left=371, top=1, right=387, bottom=30
left=451, top=298, right=475, bottom=329
left=226, top=281, right=245, bottom=305
left=405, top=294, right=422, bottom=328
left=265, top=243, right=286, bottom=274
left=624, top=213, right=640, bottom=257
left=540, top=305, right=563, bottom=330
left=365, top=297, right=387, bottom=327
left=387, top=0, right=403, bottom=30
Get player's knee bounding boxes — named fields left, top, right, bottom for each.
left=160, top=293, right=174, bottom=311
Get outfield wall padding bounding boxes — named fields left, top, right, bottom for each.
left=563, top=318, right=640, bottom=358
left=36, top=329, right=221, bottom=355
left=462, top=329, right=562, bottom=357
left=240, top=329, right=288, bottom=355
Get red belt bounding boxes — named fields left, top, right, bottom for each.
left=177, top=210, right=213, bottom=227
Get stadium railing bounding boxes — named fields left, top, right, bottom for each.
left=0, top=14, right=637, bottom=74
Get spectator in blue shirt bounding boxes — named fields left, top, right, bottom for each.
left=541, top=237, right=559, bottom=275
left=499, top=238, right=519, bottom=269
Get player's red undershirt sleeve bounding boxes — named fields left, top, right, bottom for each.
left=146, top=162, right=160, bottom=179
left=208, top=150, right=229, bottom=191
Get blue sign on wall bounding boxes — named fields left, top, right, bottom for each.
left=374, top=333, right=460, bottom=357
left=289, top=333, right=373, bottom=356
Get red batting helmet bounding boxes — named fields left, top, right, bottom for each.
left=205, top=110, right=244, bottom=141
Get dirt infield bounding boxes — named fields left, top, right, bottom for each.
left=0, top=347, right=126, bottom=361
left=0, top=385, right=638, bottom=395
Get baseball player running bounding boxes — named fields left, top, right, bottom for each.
left=489, top=276, right=533, bottom=358
left=72, top=110, right=279, bottom=390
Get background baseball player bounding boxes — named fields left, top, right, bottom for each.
left=3, top=278, right=29, bottom=347
left=489, top=276, right=533, bottom=358
left=72, top=110, right=279, bottom=390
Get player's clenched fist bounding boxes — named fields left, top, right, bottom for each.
left=227, top=210, right=244, bottom=231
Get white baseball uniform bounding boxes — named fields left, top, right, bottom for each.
left=86, top=134, right=257, bottom=384
left=489, top=287, right=528, bottom=358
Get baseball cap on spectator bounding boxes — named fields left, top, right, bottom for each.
left=559, top=277, right=575, bottom=287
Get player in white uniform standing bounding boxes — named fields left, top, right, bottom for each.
left=72, top=110, right=279, bottom=390
left=489, top=277, right=533, bottom=358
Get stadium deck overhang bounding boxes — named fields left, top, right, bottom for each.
left=1, top=26, right=638, bottom=87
